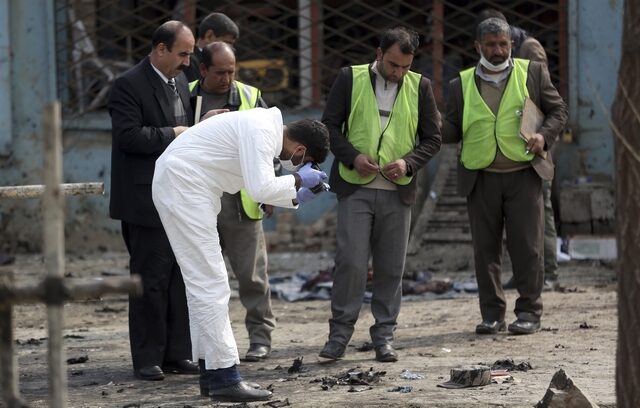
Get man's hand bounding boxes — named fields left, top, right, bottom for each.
left=202, top=109, right=230, bottom=120
left=295, top=187, right=321, bottom=205
left=526, top=133, right=546, bottom=155
left=353, top=154, right=379, bottom=177
left=296, top=162, right=328, bottom=189
left=173, top=126, right=188, bottom=137
left=262, top=204, right=274, bottom=218
left=382, top=159, right=407, bottom=181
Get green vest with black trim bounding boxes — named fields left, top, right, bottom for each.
left=188, top=79, right=264, bottom=220
left=459, top=58, right=533, bottom=170
left=338, top=64, right=420, bottom=185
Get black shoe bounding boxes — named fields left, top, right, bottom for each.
left=134, top=365, right=165, bottom=381
left=162, top=359, right=199, bottom=374
left=502, top=277, right=516, bottom=290
left=508, top=319, right=541, bottom=335
left=374, top=344, right=398, bottom=362
left=201, top=380, right=261, bottom=397
left=318, top=341, right=345, bottom=360
left=475, top=320, right=507, bottom=335
left=208, top=381, right=272, bottom=402
left=244, top=344, right=271, bottom=362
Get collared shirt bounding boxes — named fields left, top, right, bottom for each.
left=150, top=60, right=170, bottom=84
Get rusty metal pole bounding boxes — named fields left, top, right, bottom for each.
left=42, top=101, right=66, bottom=408
left=432, top=0, right=444, bottom=108
left=0, top=271, right=27, bottom=408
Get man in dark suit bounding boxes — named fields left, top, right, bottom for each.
left=443, top=18, right=568, bottom=335
left=108, top=20, right=198, bottom=381
left=184, top=12, right=239, bottom=82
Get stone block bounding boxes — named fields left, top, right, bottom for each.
left=535, top=369, right=599, bottom=408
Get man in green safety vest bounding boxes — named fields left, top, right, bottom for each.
left=189, top=41, right=274, bottom=362
left=443, top=18, right=567, bottom=335
left=319, top=26, right=442, bottom=363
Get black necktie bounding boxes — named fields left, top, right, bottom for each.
left=167, top=79, right=179, bottom=96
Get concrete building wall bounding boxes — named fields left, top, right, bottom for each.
left=0, top=1, right=625, bottom=252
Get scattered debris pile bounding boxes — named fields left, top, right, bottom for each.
left=311, top=367, right=386, bottom=391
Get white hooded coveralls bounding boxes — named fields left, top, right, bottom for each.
left=152, top=107, right=297, bottom=369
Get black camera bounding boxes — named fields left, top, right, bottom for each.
left=309, top=163, right=330, bottom=194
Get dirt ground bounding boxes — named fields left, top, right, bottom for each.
left=2, top=250, right=617, bottom=408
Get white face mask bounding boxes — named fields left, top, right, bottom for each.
left=479, top=49, right=511, bottom=72
left=280, top=148, right=306, bottom=172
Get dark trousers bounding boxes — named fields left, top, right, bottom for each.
left=466, top=168, right=544, bottom=323
left=121, top=221, right=192, bottom=370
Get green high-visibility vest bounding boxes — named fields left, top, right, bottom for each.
left=189, top=79, right=264, bottom=220
left=338, top=64, right=420, bottom=185
left=459, top=58, right=533, bottom=170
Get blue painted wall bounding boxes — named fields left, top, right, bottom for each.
left=557, top=0, right=623, bottom=183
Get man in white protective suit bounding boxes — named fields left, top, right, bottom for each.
left=152, top=107, right=330, bottom=402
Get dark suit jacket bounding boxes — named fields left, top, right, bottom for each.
left=322, top=65, right=442, bottom=205
left=443, top=61, right=568, bottom=197
left=108, top=56, right=193, bottom=227
left=184, top=47, right=204, bottom=83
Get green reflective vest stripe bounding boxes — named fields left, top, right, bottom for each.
left=460, top=58, right=532, bottom=170
left=338, top=64, right=420, bottom=185
left=235, top=82, right=264, bottom=220
left=189, top=79, right=264, bottom=220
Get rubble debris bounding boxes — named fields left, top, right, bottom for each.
left=438, top=365, right=491, bottom=389
left=399, top=369, right=424, bottom=380
left=94, top=306, right=125, bottom=313
left=348, top=386, right=371, bottom=393
left=535, top=369, right=599, bottom=408
left=387, top=385, right=412, bottom=393
left=312, top=367, right=386, bottom=390
left=490, top=359, right=532, bottom=372
left=122, top=404, right=140, bottom=408
left=356, top=342, right=374, bottom=352
left=67, top=355, right=89, bottom=364
left=287, top=356, right=304, bottom=374
left=64, top=334, right=85, bottom=339
left=15, top=338, right=43, bottom=346
left=264, top=399, right=291, bottom=407
left=541, top=327, right=559, bottom=332
left=71, top=370, right=84, bottom=376
left=579, top=322, right=596, bottom=329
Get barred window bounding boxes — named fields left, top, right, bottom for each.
left=55, top=0, right=564, bottom=117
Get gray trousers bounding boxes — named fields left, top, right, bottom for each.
left=218, top=192, right=275, bottom=346
left=542, top=180, right=558, bottom=280
left=329, top=188, right=411, bottom=347
left=467, top=168, right=544, bottom=323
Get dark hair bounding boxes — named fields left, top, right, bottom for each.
left=379, top=26, right=419, bottom=54
left=286, top=119, right=330, bottom=164
left=198, top=12, right=239, bottom=40
left=475, top=9, right=507, bottom=30
left=476, top=17, right=511, bottom=41
left=201, top=42, right=235, bottom=68
left=152, top=20, right=190, bottom=51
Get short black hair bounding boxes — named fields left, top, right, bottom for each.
left=379, top=26, right=419, bottom=54
left=475, top=8, right=508, bottom=30
left=152, top=20, right=190, bottom=51
left=198, top=12, right=239, bottom=40
left=286, top=119, right=330, bottom=164
left=201, top=41, right=235, bottom=68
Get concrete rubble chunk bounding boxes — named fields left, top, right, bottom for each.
left=535, top=369, right=599, bottom=408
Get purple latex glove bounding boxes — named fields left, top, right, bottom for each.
left=296, top=162, right=328, bottom=189
left=296, top=187, right=318, bottom=204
